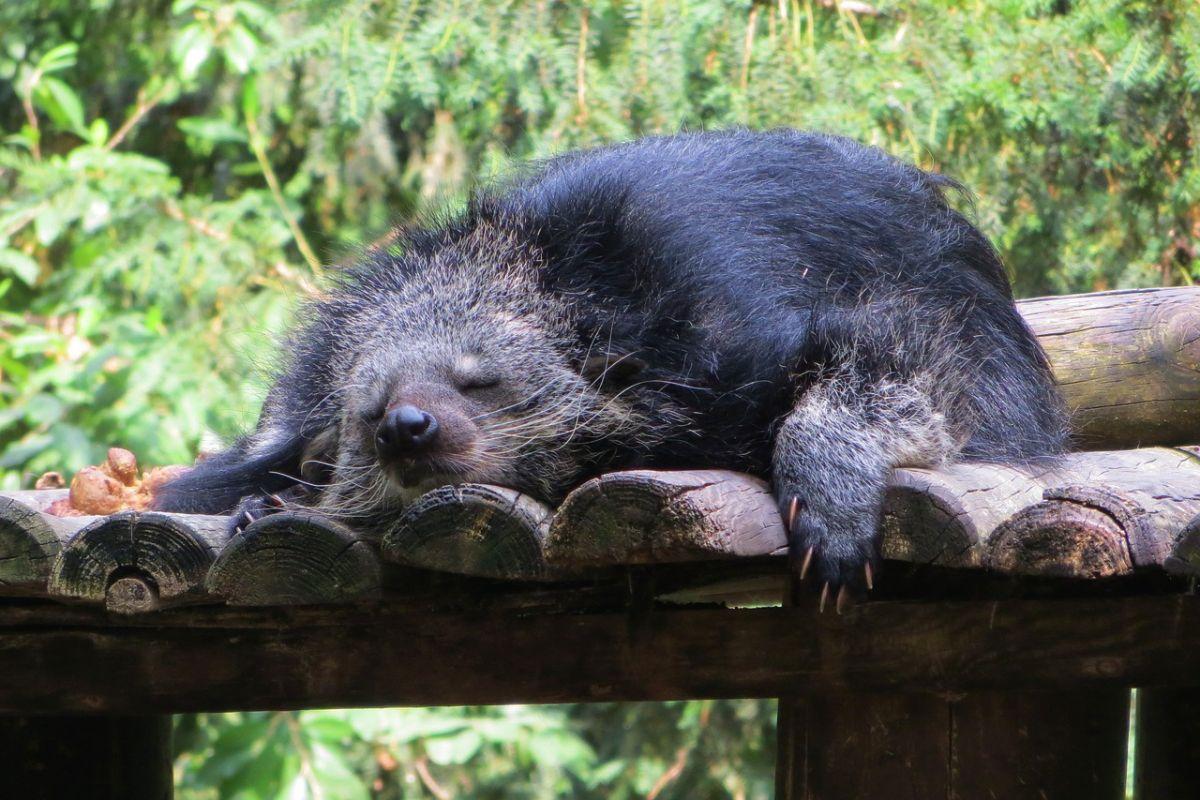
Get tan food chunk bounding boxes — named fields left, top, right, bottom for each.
left=69, top=466, right=126, bottom=515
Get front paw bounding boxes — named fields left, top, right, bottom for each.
left=228, top=485, right=313, bottom=535
left=778, top=493, right=878, bottom=611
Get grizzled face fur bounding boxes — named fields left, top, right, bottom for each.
left=303, top=225, right=644, bottom=517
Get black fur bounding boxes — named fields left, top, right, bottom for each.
left=154, top=129, right=1066, bottom=586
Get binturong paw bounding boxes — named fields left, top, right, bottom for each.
left=227, top=484, right=313, bottom=536
left=778, top=493, right=879, bottom=613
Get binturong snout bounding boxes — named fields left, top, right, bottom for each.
left=375, top=404, right=440, bottom=460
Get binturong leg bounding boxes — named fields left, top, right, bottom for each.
left=772, top=364, right=959, bottom=608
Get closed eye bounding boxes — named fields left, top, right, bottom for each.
left=458, top=374, right=501, bottom=392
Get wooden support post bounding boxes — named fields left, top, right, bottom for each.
left=1132, top=688, right=1200, bottom=799
left=0, top=714, right=172, bottom=799
left=776, top=689, right=1129, bottom=800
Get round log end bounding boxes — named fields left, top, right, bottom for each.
left=881, top=476, right=977, bottom=567
left=986, top=501, right=1132, bottom=578
left=1164, top=511, right=1200, bottom=578
left=546, top=470, right=784, bottom=567
left=48, top=511, right=225, bottom=610
left=206, top=511, right=381, bottom=606
left=105, top=575, right=161, bottom=614
left=0, top=494, right=75, bottom=592
left=380, top=484, right=556, bottom=581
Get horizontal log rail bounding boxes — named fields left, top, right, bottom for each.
left=0, top=591, right=1193, bottom=714
left=2, top=446, right=1199, bottom=609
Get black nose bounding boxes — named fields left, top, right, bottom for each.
left=376, top=404, right=439, bottom=458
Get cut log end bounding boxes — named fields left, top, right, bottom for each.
left=206, top=511, right=380, bottom=606
left=0, top=493, right=90, bottom=594
left=105, top=575, right=161, bottom=614
left=546, top=470, right=786, bottom=567
left=48, top=511, right=230, bottom=612
left=379, top=484, right=558, bottom=581
left=986, top=501, right=1132, bottom=578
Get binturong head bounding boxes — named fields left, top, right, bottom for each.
left=282, top=219, right=656, bottom=521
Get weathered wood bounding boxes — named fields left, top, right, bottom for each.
left=547, top=470, right=786, bottom=567
left=775, top=692, right=951, bottom=800
left=1164, top=509, right=1200, bottom=576
left=1132, top=687, right=1200, bottom=799
left=0, top=592, right=1195, bottom=713
left=775, top=689, right=1129, bottom=800
left=206, top=510, right=380, bottom=606
left=880, top=461, right=1046, bottom=568
left=0, top=491, right=95, bottom=595
left=986, top=447, right=1200, bottom=577
left=0, top=714, right=172, bottom=799
left=379, top=483, right=562, bottom=580
left=1018, top=286, right=1200, bottom=449
left=542, top=449, right=1200, bottom=577
left=48, top=510, right=231, bottom=613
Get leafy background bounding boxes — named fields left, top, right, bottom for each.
left=0, top=0, right=1195, bottom=797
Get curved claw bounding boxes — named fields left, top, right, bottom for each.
left=819, top=582, right=830, bottom=613
left=786, top=496, right=800, bottom=529
left=241, top=510, right=257, bottom=528
left=836, top=584, right=851, bottom=615
left=864, top=561, right=874, bottom=591
left=798, top=546, right=815, bottom=581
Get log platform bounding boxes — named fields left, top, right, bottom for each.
left=1, top=286, right=1198, bottom=799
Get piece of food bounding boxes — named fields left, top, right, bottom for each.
left=40, top=449, right=192, bottom=517
left=35, top=472, right=66, bottom=490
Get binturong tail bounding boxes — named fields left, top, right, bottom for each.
left=150, top=435, right=303, bottom=515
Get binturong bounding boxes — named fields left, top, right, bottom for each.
left=152, top=129, right=1067, bottom=595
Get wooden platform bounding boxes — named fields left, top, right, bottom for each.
left=2, top=286, right=1199, bottom=799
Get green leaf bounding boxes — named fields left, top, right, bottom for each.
left=311, top=742, right=370, bottom=800
left=173, top=24, right=213, bottom=80
left=0, top=248, right=39, bottom=285
left=36, top=43, right=78, bottom=73
left=424, top=729, right=484, bottom=765
left=177, top=116, right=247, bottom=144
left=224, top=25, right=258, bottom=73
left=33, top=76, right=86, bottom=136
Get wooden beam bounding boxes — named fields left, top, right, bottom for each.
left=986, top=447, right=1200, bottom=577
left=380, top=484, right=562, bottom=580
left=547, top=470, right=786, bottom=566
left=0, top=715, right=173, bottom=800
left=0, top=491, right=93, bottom=595
left=205, top=510, right=380, bottom=606
left=48, top=510, right=231, bottom=613
left=0, top=593, right=1195, bottom=714
left=543, top=449, right=1200, bottom=577
left=1132, top=688, right=1200, bottom=799
left=1018, top=286, right=1200, bottom=449
left=775, top=689, right=1130, bottom=800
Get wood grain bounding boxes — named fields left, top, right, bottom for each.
left=0, top=592, right=1194, bottom=713
left=205, top=510, right=380, bottom=606
left=48, top=510, right=231, bottom=613
left=1018, top=286, right=1200, bottom=449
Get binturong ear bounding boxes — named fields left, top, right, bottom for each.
left=580, top=350, right=648, bottom=389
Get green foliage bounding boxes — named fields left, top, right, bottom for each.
left=0, top=1, right=1196, bottom=796
left=174, top=703, right=775, bottom=799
